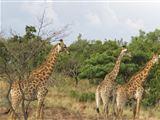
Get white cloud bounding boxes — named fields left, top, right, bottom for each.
left=21, top=2, right=60, bottom=25
left=126, top=18, right=144, bottom=30
left=85, top=4, right=119, bottom=26
left=86, top=13, right=101, bottom=25
left=105, top=4, right=119, bottom=24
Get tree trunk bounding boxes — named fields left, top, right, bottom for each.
left=75, top=76, right=78, bottom=87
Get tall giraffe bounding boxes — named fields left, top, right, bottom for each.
left=9, top=39, right=69, bottom=120
left=95, top=47, right=129, bottom=117
left=115, top=54, right=159, bottom=120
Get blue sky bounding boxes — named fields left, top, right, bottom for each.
left=1, top=0, right=160, bottom=44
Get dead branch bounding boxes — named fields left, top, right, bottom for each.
left=36, top=9, right=52, bottom=37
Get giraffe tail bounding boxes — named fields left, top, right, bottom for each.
left=95, top=89, right=100, bottom=113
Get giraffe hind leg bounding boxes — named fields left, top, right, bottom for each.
left=95, top=89, right=100, bottom=113
left=10, top=94, right=22, bottom=120
left=116, top=92, right=126, bottom=120
left=101, top=92, right=109, bottom=119
left=24, top=101, right=31, bottom=118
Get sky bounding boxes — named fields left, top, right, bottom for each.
left=1, top=0, right=160, bottom=44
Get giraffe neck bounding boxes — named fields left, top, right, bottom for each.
left=129, top=59, right=154, bottom=85
left=29, top=44, right=60, bottom=81
left=112, top=54, right=123, bottom=78
left=104, top=52, right=124, bottom=81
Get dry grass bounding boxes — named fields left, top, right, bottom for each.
left=0, top=74, right=160, bottom=120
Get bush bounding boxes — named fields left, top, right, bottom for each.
left=79, top=92, right=95, bottom=102
left=69, top=90, right=95, bottom=102
left=69, top=90, right=79, bottom=98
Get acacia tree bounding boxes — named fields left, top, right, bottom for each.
left=56, top=54, right=80, bottom=86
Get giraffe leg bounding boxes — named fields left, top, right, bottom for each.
left=116, top=107, right=123, bottom=120
left=40, top=103, right=45, bottom=119
left=9, top=89, right=22, bottom=120
left=119, top=108, right=123, bottom=120
left=101, top=92, right=109, bottom=119
left=36, top=88, right=48, bottom=120
left=134, top=88, right=143, bottom=120
left=133, top=101, right=136, bottom=120
left=103, top=103, right=109, bottom=119
left=10, top=98, right=22, bottom=120
left=135, top=98, right=141, bottom=119
left=116, top=92, right=125, bottom=120
left=112, top=90, right=117, bottom=117
left=36, top=98, right=44, bottom=120
left=25, top=101, right=31, bottom=118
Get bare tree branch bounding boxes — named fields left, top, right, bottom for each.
left=36, top=9, right=52, bottom=37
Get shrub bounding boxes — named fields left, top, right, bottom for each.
left=69, top=90, right=79, bottom=98
left=69, top=90, right=95, bottom=102
left=78, top=92, right=95, bottom=102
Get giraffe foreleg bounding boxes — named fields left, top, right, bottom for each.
left=134, top=88, right=143, bottom=119
left=40, top=103, right=45, bottom=119
left=36, top=88, right=48, bottom=120
left=135, top=98, right=141, bottom=119
left=133, top=101, right=136, bottom=120
left=36, top=98, right=44, bottom=120
left=119, top=108, right=123, bottom=120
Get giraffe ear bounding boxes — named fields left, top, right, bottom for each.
left=121, top=46, right=127, bottom=51
left=122, top=45, right=126, bottom=48
left=121, top=47, right=127, bottom=52
left=59, top=39, right=63, bottom=43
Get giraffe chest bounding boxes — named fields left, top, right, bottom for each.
left=127, top=85, right=144, bottom=99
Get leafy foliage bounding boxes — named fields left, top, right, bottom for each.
left=0, top=26, right=51, bottom=81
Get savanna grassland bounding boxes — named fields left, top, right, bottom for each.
left=1, top=26, right=160, bottom=120
left=0, top=74, right=160, bottom=120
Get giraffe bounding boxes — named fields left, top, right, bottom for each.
left=9, top=39, right=69, bottom=120
left=115, top=53, right=159, bottom=120
left=95, top=47, right=130, bottom=118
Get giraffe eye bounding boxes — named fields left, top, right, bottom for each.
left=64, top=45, right=67, bottom=48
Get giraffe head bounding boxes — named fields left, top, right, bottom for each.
left=121, top=47, right=127, bottom=54
left=57, top=39, right=69, bottom=54
left=120, top=47, right=131, bottom=57
left=151, top=53, right=159, bottom=64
